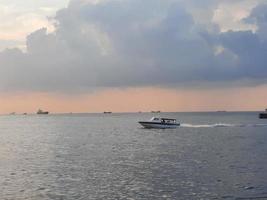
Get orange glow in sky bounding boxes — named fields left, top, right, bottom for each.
left=1, top=85, right=267, bottom=114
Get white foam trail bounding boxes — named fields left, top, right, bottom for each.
left=180, top=123, right=267, bottom=128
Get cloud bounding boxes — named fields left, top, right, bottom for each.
left=0, top=0, right=267, bottom=93
left=245, top=3, right=267, bottom=40
left=211, top=0, right=263, bottom=32
left=218, top=3, right=267, bottom=79
left=0, top=0, right=68, bottom=49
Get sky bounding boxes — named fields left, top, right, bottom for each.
left=0, top=0, right=267, bottom=113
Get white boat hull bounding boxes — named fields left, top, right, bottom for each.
left=139, top=122, right=179, bottom=129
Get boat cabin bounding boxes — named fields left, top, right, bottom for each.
left=151, top=117, right=177, bottom=124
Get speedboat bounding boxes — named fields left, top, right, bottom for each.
left=139, top=117, right=180, bottom=129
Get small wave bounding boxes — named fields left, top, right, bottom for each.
left=247, top=123, right=267, bottom=127
left=180, top=123, right=267, bottom=128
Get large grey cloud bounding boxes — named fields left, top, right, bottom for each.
left=0, top=0, right=267, bottom=93
left=219, top=3, right=267, bottom=79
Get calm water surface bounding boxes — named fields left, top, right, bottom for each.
left=1, top=112, right=267, bottom=200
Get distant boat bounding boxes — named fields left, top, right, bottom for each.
left=151, top=111, right=161, bottom=113
left=259, top=109, right=267, bottom=119
left=103, top=111, right=112, bottom=114
left=37, top=109, right=49, bottom=115
left=23, top=113, right=27, bottom=115
left=9, top=112, right=16, bottom=115
left=139, top=117, right=180, bottom=129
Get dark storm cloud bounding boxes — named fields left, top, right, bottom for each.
left=0, top=0, right=267, bottom=92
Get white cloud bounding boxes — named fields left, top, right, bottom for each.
left=212, top=0, right=264, bottom=32
left=0, top=0, right=68, bottom=49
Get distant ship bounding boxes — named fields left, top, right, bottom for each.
left=37, top=109, right=49, bottom=115
left=151, top=111, right=161, bottom=113
left=259, top=109, right=267, bottom=119
left=103, top=111, right=112, bottom=114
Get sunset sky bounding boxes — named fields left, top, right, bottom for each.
left=1, top=0, right=267, bottom=113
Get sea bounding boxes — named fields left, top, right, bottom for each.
left=1, top=112, right=267, bottom=200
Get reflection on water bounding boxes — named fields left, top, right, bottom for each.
left=1, top=112, right=267, bottom=199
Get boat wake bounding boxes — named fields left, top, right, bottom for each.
left=180, top=123, right=267, bottom=128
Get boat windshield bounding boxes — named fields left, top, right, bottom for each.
left=151, top=117, right=160, bottom=121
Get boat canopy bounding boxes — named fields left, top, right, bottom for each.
left=151, top=117, right=176, bottom=122
left=161, top=118, right=176, bottom=121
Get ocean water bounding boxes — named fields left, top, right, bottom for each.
left=1, top=112, right=267, bottom=200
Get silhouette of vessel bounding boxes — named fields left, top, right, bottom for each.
left=151, top=111, right=161, bottom=113
left=259, top=109, right=267, bottom=119
left=37, top=109, right=49, bottom=115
